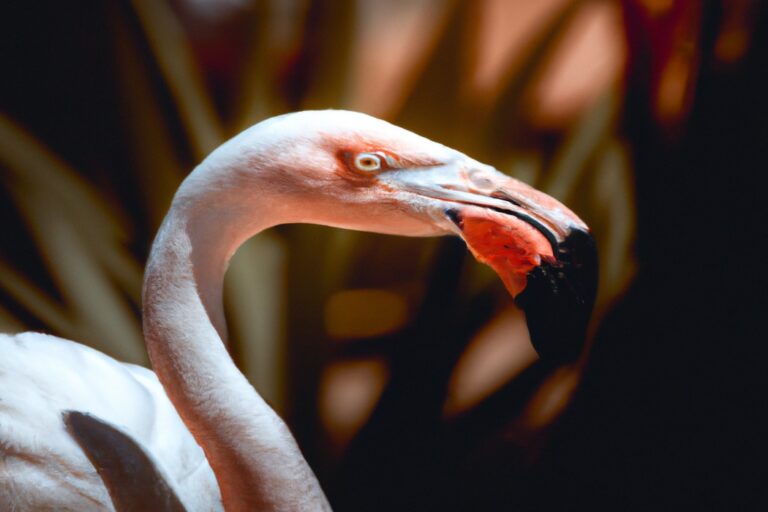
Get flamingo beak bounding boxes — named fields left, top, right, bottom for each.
left=383, top=163, right=598, bottom=362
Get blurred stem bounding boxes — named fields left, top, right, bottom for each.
left=131, top=0, right=225, bottom=158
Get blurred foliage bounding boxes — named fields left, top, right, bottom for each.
left=0, top=0, right=644, bottom=509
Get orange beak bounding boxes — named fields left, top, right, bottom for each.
left=380, top=160, right=597, bottom=361
left=440, top=170, right=597, bottom=363
left=452, top=206, right=555, bottom=298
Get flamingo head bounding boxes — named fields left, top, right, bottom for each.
left=202, top=110, right=598, bottom=361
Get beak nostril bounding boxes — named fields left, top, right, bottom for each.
left=465, top=168, right=495, bottom=189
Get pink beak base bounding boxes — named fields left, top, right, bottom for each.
left=451, top=205, right=556, bottom=297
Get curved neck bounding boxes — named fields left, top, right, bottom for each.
left=142, top=181, right=330, bottom=511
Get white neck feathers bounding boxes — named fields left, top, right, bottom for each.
left=142, top=165, right=330, bottom=511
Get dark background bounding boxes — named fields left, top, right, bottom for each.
left=539, top=6, right=768, bottom=508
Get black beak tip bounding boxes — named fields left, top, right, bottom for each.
left=515, top=227, right=598, bottom=362
left=445, top=203, right=597, bottom=362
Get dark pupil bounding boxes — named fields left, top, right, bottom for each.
left=362, top=158, right=375, bottom=167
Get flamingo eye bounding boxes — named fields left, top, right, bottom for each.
left=353, top=153, right=382, bottom=172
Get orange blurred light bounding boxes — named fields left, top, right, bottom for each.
left=655, top=50, right=694, bottom=125
left=318, top=358, right=389, bottom=449
left=521, top=365, right=580, bottom=429
left=527, top=0, right=626, bottom=129
left=638, top=0, right=674, bottom=17
left=444, top=306, right=538, bottom=417
left=714, top=0, right=757, bottom=64
left=715, top=29, right=749, bottom=63
left=348, top=0, right=452, bottom=118
left=468, top=0, right=571, bottom=104
left=324, top=288, right=408, bottom=340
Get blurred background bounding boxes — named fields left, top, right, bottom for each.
left=0, top=0, right=765, bottom=509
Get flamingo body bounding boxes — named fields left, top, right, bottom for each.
left=0, top=332, right=221, bottom=511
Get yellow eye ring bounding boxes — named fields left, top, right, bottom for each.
left=353, top=153, right=382, bottom=172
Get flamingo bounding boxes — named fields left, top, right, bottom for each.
left=0, top=110, right=596, bottom=511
